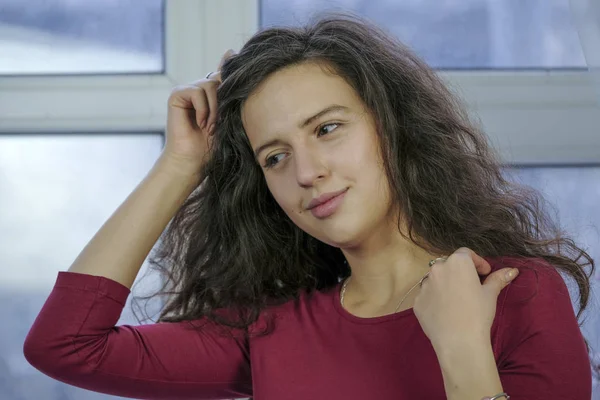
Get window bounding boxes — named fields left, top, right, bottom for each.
left=261, top=0, right=586, bottom=69
left=0, top=133, right=164, bottom=399
left=507, top=165, right=600, bottom=381
left=0, top=0, right=165, bottom=75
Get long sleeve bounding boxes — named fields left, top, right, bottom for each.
left=23, top=271, right=253, bottom=400
left=494, top=259, right=592, bottom=399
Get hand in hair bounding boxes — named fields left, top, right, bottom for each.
left=162, top=49, right=236, bottom=175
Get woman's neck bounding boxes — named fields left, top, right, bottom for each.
left=340, top=231, right=440, bottom=310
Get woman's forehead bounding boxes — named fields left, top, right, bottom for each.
left=241, top=63, right=362, bottom=139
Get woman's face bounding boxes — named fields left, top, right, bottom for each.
left=242, top=62, right=395, bottom=248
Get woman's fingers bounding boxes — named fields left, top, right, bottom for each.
left=198, top=50, right=236, bottom=131
left=203, top=83, right=219, bottom=133
left=453, top=247, right=491, bottom=275
left=188, top=86, right=209, bottom=130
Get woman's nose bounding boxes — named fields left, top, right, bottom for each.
left=294, top=147, right=328, bottom=187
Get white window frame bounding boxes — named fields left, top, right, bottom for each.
left=0, top=0, right=598, bottom=165
left=0, top=0, right=257, bottom=134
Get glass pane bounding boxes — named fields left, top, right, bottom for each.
left=0, top=0, right=164, bottom=75
left=260, top=0, right=586, bottom=69
left=506, top=165, right=600, bottom=391
left=0, top=133, right=164, bottom=399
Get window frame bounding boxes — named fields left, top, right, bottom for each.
left=0, top=0, right=597, bottom=165
left=0, top=0, right=258, bottom=137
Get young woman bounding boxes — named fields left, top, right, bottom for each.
left=24, top=14, right=595, bottom=400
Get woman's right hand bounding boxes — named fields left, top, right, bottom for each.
left=160, top=49, right=235, bottom=176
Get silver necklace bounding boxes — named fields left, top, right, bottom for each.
left=339, top=257, right=447, bottom=313
left=340, top=275, right=425, bottom=313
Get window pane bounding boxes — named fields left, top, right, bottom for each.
left=0, top=133, right=164, bottom=399
left=260, top=0, right=586, bottom=69
left=506, top=165, right=600, bottom=389
left=0, top=0, right=164, bottom=75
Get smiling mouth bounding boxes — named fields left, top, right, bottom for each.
left=307, top=188, right=348, bottom=210
left=308, top=189, right=348, bottom=219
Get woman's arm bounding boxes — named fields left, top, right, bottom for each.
left=66, top=155, right=201, bottom=289
left=428, top=259, right=592, bottom=400
left=66, top=67, right=225, bottom=289
left=23, top=271, right=253, bottom=399
left=450, top=262, right=592, bottom=400
left=436, top=338, right=504, bottom=400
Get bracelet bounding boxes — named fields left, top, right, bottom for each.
left=481, top=393, right=510, bottom=400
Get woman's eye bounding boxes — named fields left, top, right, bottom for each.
left=264, top=153, right=286, bottom=168
left=263, top=123, right=340, bottom=169
left=317, top=123, right=339, bottom=137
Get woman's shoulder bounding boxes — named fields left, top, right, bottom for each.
left=484, top=255, right=569, bottom=303
left=484, top=256, right=583, bottom=359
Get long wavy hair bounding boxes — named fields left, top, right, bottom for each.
left=133, top=13, right=596, bottom=365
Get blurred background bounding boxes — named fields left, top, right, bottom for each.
left=0, top=0, right=599, bottom=399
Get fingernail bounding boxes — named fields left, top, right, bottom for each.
left=208, top=124, right=215, bottom=132
left=506, top=268, right=518, bottom=279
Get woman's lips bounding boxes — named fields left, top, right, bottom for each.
left=310, top=189, right=348, bottom=219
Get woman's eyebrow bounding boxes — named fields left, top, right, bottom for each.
left=253, top=104, right=350, bottom=160
left=254, top=138, right=286, bottom=161
left=298, top=104, right=350, bottom=129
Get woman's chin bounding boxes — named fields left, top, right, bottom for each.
left=313, top=229, right=364, bottom=249
left=299, top=216, right=369, bottom=248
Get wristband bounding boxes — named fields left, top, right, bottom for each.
left=481, top=393, right=510, bottom=400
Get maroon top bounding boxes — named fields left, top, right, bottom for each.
left=23, top=257, right=592, bottom=399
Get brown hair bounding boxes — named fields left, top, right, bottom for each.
left=134, top=13, right=596, bottom=371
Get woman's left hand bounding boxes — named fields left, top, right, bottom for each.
left=413, top=247, right=519, bottom=350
